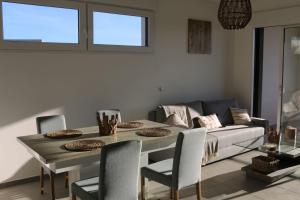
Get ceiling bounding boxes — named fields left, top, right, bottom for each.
left=209, top=0, right=300, bottom=12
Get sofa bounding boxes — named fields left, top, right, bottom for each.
left=148, top=99, right=269, bottom=164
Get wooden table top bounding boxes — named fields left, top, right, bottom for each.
left=17, top=120, right=186, bottom=165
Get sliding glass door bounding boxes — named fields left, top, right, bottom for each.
left=281, top=27, right=300, bottom=134
left=253, top=27, right=283, bottom=128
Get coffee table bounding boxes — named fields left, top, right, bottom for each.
left=234, top=134, right=300, bottom=183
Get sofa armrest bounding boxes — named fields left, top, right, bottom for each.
left=251, top=117, right=269, bottom=133
left=148, top=106, right=167, bottom=123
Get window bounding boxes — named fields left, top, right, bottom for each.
left=0, top=1, right=154, bottom=52
left=88, top=4, right=154, bottom=52
left=2, top=2, right=78, bottom=43
left=0, top=0, right=86, bottom=50
left=93, top=12, right=145, bottom=46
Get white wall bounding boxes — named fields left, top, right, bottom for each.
left=0, top=0, right=231, bottom=183
left=229, top=5, right=300, bottom=111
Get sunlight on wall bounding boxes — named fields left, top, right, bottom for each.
left=0, top=107, right=64, bottom=183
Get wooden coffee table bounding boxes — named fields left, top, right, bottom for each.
left=234, top=134, right=300, bottom=183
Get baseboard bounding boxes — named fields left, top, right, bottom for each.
left=0, top=175, right=41, bottom=189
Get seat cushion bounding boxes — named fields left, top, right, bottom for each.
left=72, top=177, right=99, bottom=200
left=208, top=125, right=264, bottom=149
left=141, top=159, right=173, bottom=187
left=202, top=99, right=238, bottom=126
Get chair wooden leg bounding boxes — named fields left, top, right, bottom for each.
left=64, top=172, right=69, bottom=189
left=196, top=182, right=202, bottom=200
left=141, top=176, right=145, bottom=200
left=174, top=189, right=179, bottom=200
left=49, top=172, right=55, bottom=200
left=72, top=193, right=77, bottom=200
left=40, top=167, right=44, bottom=195
left=170, top=188, right=173, bottom=199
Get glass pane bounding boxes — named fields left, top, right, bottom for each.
left=93, top=12, right=145, bottom=46
left=2, top=2, right=79, bottom=43
left=281, top=27, right=300, bottom=138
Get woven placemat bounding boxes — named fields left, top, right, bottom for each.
left=136, top=128, right=171, bottom=137
left=64, top=140, right=105, bottom=152
left=45, top=130, right=82, bottom=139
left=117, top=122, right=144, bottom=129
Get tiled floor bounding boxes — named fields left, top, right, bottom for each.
left=1, top=151, right=300, bottom=200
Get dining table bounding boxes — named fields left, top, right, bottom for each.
left=17, top=119, right=187, bottom=199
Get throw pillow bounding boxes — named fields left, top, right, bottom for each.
left=164, top=114, right=189, bottom=128
left=230, top=107, right=252, bottom=125
left=197, top=114, right=222, bottom=130
left=162, top=105, right=189, bottom=127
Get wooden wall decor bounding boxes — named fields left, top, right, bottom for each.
left=188, top=19, right=211, bottom=54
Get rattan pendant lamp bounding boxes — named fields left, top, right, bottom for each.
left=218, top=0, right=252, bottom=30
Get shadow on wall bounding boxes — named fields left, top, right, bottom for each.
left=2, top=158, right=39, bottom=184
left=0, top=96, right=159, bottom=184
left=0, top=61, right=161, bottom=129
left=0, top=53, right=165, bottom=184
left=0, top=42, right=226, bottom=183
left=0, top=160, right=69, bottom=200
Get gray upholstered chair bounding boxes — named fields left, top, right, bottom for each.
left=141, top=128, right=207, bottom=200
left=72, top=140, right=142, bottom=200
left=96, top=109, right=122, bottom=122
left=36, top=115, right=68, bottom=200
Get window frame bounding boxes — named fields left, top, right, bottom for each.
left=87, top=4, right=154, bottom=52
left=0, top=0, right=86, bottom=51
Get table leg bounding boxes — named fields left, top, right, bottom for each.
left=68, top=169, right=80, bottom=199
left=40, top=167, right=44, bottom=195
left=50, top=171, right=55, bottom=200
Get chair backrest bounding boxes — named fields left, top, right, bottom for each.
left=36, top=115, right=66, bottom=134
left=97, top=109, right=122, bottom=123
left=172, top=128, right=207, bottom=189
left=98, top=140, right=141, bottom=200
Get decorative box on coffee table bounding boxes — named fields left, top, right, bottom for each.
left=234, top=134, right=300, bottom=183
left=252, top=156, right=279, bottom=174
